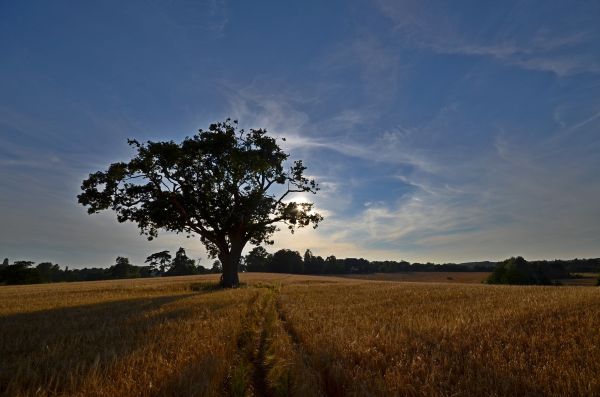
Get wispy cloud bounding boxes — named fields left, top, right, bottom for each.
left=225, top=80, right=600, bottom=261
left=567, top=109, right=600, bottom=132
left=373, top=0, right=600, bottom=76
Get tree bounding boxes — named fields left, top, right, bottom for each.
left=486, top=257, right=552, bottom=285
left=36, top=262, right=56, bottom=283
left=1, top=258, right=8, bottom=268
left=78, top=119, right=323, bottom=287
left=303, top=249, right=325, bottom=274
left=145, top=250, right=172, bottom=275
left=110, top=257, right=140, bottom=279
left=211, top=260, right=222, bottom=274
left=0, top=260, right=41, bottom=285
left=323, top=255, right=343, bottom=274
left=245, top=246, right=271, bottom=272
left=268, top=249, right=303, bottom=274
left=13, top=260, right=35, bottom=268
left=197, top=263, right=210, bottom=274
left=166, top=247, right=198, bottom=276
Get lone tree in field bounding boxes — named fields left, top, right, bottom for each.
left=78, top=119, right=323, bottom=287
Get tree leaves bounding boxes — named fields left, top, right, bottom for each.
left=78, top=119, right=323, bottom=260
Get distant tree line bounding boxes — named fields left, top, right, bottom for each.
left=242, top=247, right=491, bottom=274
left=2, top=248, right=600, bottom=286
left=0, top=248, right=219, bottom=285
left=242, top=247, right=600, bottom=278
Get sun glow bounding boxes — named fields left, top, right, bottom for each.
left=287, top=194, right=311, bottom=204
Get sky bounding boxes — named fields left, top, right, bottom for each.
left=1, top=0, right=600, bottom=267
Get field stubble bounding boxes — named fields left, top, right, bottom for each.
left=0, top=273, right=598, bottom=396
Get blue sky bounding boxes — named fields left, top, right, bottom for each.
left=1, top=0, right=599, bottom=267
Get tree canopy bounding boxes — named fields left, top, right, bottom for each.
left=167, top=247, right=200, bottom=276
left=268, top=249, right=304, bottom=274
left=110, top=256, right=141, bottom=279
left=486, top=256, right=556, bottom=285
left=78, top=119, right=323, bottom=287
left=145, top=250, right=172, bottom=274
left=245, top=246, right=271, bottom=272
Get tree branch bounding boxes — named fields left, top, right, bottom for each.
left=274, top=187, right=306, bottom=208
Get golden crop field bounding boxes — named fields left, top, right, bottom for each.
left=341, top=271, right=492, bottom=284
left=1, top=274, right=598, bottom=396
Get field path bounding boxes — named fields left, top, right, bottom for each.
left=228, top=287, right=274, bottom=397
left=228, top=284, right=327, bottom=397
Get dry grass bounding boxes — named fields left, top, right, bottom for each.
left=0, top=282, right=254, bottom=396
left=279, top=282, right=600, bottom=396
left=342, top=271, right=491, bottom=284
left=557, top=273, right=599, bottom=287
left=1, top=274, right=598, bottom=396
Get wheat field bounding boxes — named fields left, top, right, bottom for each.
left=0, top=274, right=598, bottom=396
left=341, top=271, right=491, bottom=284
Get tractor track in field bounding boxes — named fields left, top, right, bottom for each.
left=274, top=297, right=333, bottom=397
left=227, top=288, right=273, bottom=397
left=273, top=297, right=302, bottom=348
left=228, top=285, right=328, bottom=397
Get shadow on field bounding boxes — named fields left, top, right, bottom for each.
left=0, top=293, right=197, bottom=395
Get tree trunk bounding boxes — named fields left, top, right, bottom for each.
left=218, top=235, right=245, bottom=288
left=219, top=252, right=241, bottom=288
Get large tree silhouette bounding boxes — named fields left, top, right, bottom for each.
left=78, top=119, right=322, bottom=287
